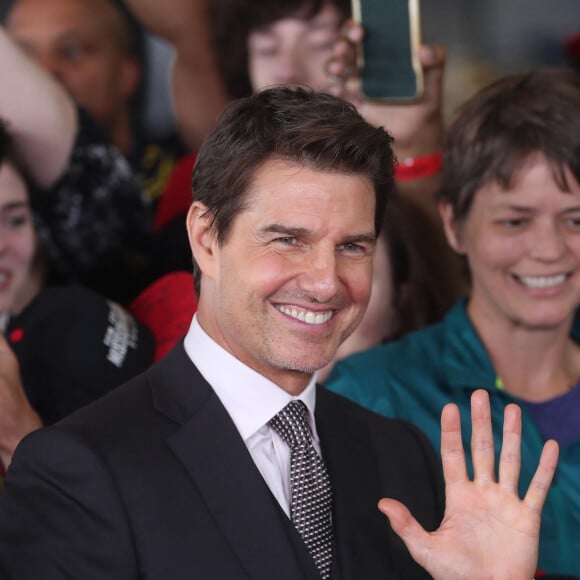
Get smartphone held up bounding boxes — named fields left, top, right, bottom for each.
left=351, top=0, right=423, bottom=102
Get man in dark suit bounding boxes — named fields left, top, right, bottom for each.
left=0, top=87, right=558, bottom=579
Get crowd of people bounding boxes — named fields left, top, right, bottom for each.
left=0, top=0, right=577, bottom=578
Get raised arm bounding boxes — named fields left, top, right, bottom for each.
left=378, top=390, right=559, bottom=580
left=0, top=26, right=77, bottom=188
left=327, top=21, right=445, bottom=209
left=122, top=0, right=231, bottom=151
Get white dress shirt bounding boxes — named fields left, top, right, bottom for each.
left=183, top=314, right=321, bottom=517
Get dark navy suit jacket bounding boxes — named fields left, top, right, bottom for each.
left=0, top=343, right=444, bottom=579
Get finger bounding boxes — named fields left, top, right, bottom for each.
left=498, top=403, right=522, bottom=493
left=419, top=46, right=445, bottom=108
left=326, top=54, right=360, bottom=100
left=524, top=439, right=559, bottom=513
left=340, top=19, right=364, bottom=43
left=326, top=35, right=359, bottom=94
left=327, top=54, right=356, bottom=81
left=332, top=37, right=354, bottom=60
left=418, top=43, right=446, bottom=68
left=377, top=498, right=431, bottom=567
left=440, top=402, right=468, bottom=485
left=470, top=390, right=496, bottom=484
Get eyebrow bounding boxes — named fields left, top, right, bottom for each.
left=0, top=201, right=30, bottom=212
left=342, top=233, right=377, bottom=245
left=260, top=224, right=310, bottom=237
left=492, top=204, right=580, bottom=214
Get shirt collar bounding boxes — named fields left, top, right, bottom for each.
left=183, top=315, right=320, bottom=443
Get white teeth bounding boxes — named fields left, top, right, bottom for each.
left=276, top=305, right=333, bottom=325
left=517, top=274, right=567, bottom=289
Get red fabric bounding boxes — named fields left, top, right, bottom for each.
left=394, top=151, right=442, bottom=181
left=153, top=153, right=197, bottom=231
left=129, top=271, right=197, bottom=361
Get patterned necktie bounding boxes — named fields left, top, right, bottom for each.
left=268, top=400, right=333, bottom=579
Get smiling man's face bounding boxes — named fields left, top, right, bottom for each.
left=190, top=157, right=376, bottom=394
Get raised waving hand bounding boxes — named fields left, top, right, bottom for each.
left=379, top=389, right=559, bottom=580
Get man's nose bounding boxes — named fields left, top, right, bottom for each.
left=298, top=248, right=339, bottom=303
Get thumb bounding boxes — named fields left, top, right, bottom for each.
left=378, top=498, right=431, bottom=566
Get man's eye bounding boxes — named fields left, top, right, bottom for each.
left=59, top=43, right=87, bottom=61
left=275, top=236, right=297, bottom=246
left=341, top=242, right=365, bottom=254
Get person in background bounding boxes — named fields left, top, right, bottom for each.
left=5, top=0, right=143, bottom=158
left=121, top=0, right=231, bottom=153
left=0, top=119, right=154, bottom=477
left=317, top=194, right=447, bottom=382
left=0, top=24, right=152, bottom=304
left=4, top=0, right=227, bottom=205
left=0, top=85, right=558, bottom=580
left=326, top=68, right=580, bottom=578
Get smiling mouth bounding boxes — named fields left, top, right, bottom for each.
left=515, top=273, right=568, bottom=289
left=275, top=305, right=334, bottom=325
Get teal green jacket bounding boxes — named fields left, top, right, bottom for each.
left=326, top=298, right=580, bottom=576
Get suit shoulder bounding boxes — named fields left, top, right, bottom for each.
left=318, top=386, right=434, bottom=445
left=57, top=370, right=153, bottom=434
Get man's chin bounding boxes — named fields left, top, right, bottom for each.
left=280, top=351, right=337, bottom=376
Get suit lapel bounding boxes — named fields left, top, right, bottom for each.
left=149, top=346, right=319, bottom=580
left=316, top=387, right=393, bottom=580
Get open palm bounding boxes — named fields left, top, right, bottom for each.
left=379, top=390, right=559, bottom=580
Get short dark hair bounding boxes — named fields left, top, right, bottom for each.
left=211, top=0, right=351, bottom=98
left=191, top=86, right=395, bottom=294
left=438, top=68, right=580, bottom=224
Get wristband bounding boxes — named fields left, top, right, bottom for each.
left=394, top=151, right=442, bottom=181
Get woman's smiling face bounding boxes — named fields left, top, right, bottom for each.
left=443, top=153, right=580, bottom=332
left=0, top=163, right=43, bottom=315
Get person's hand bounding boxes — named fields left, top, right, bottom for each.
left=378, top=389, right=559, bottom=580
left=0, top=333, right=42, bottom=469
left=326, top=20, right=444, bottom=160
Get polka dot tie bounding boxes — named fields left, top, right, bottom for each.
left=268, top=400, right=333, bottom=579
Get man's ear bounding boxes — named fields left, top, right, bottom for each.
left=187, top=201, right=217, bottom=280
left=438, top=202, right=465, bottom=255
